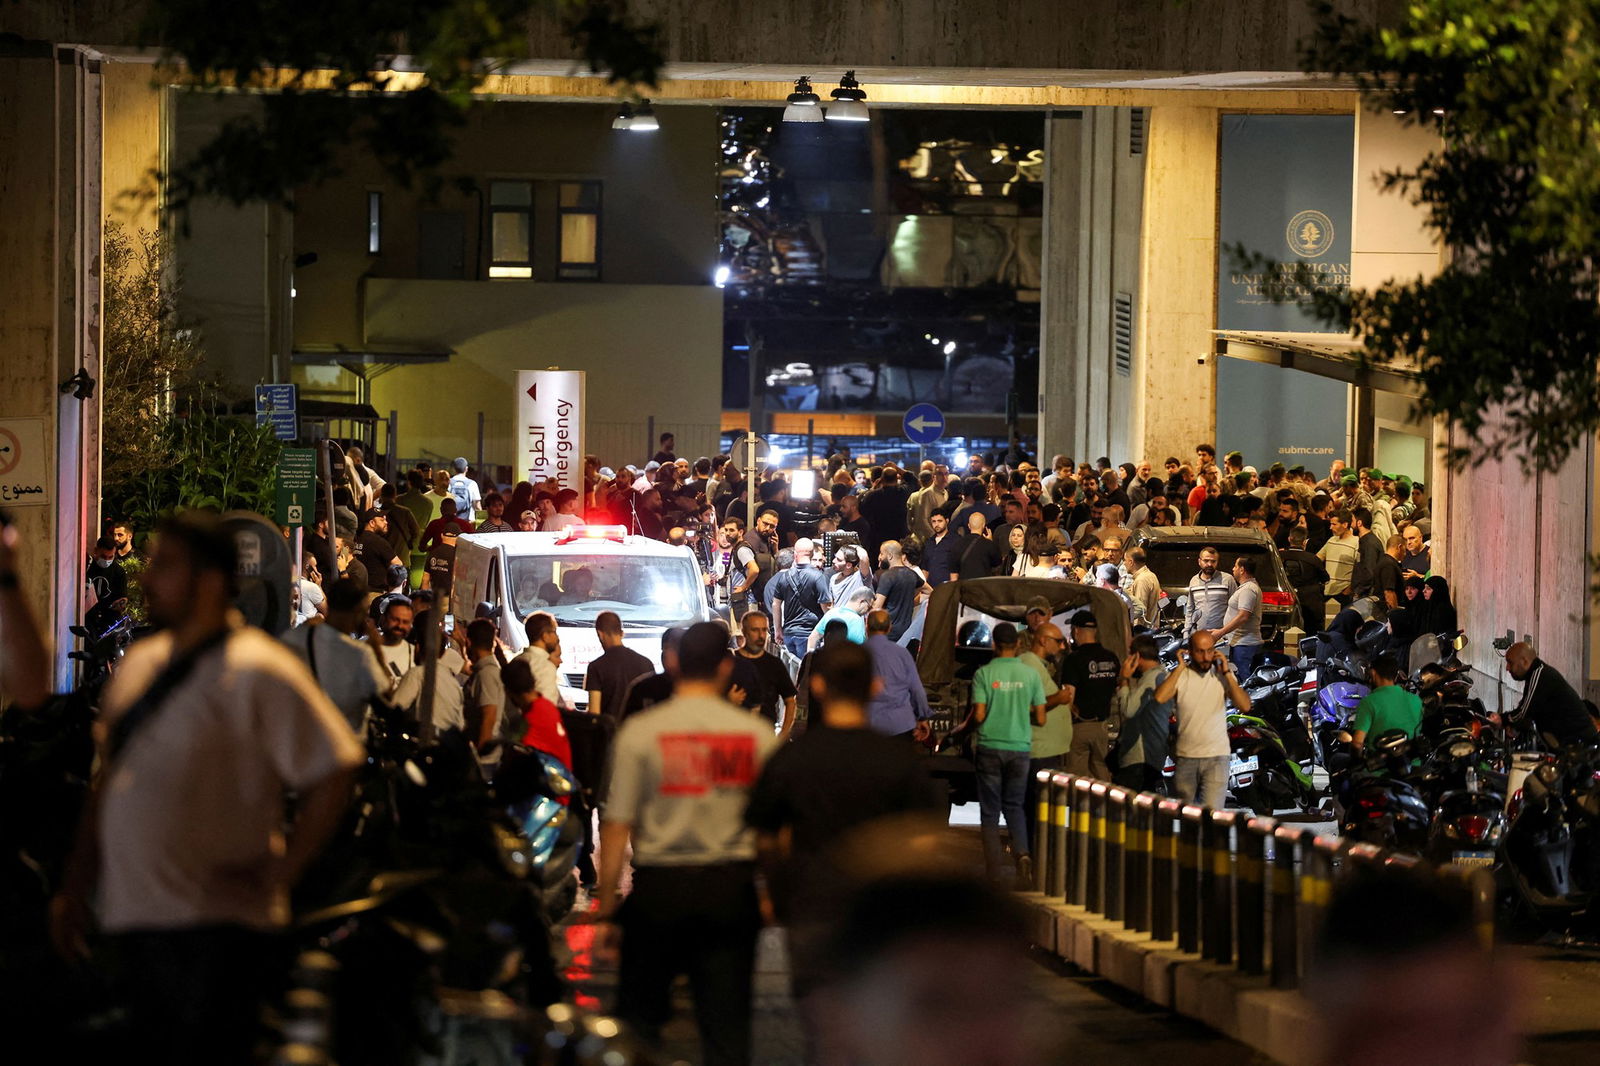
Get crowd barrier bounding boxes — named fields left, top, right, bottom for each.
left=1030, top=771, right=1495, bottom=987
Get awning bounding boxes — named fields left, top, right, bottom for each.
left=1213, top=330, right=1423, bottom=397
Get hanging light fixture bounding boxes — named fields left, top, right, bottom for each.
left=612, top=99, right=660, bottom=131
left=826, top=70, right=869, bottom=122
left=627, top=99, right=659, bottom=131
left=782, top=76, right=823, bottom=123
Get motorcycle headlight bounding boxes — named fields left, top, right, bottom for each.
left=492, top=822, right=533, bottom=880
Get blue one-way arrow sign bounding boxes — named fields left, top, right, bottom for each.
left=902, top=402, right=945, bottom=445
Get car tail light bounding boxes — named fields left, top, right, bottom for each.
left=1455, top=814, right=1492, bottom=843
left=1261, top=590, right=1295, bottom=607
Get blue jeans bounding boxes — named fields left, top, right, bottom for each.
left=975, top=747, right=1032, bottom=878
left=1229, top=642, right=1261, bottom=678
left=782, top=632, right=810, bottom=659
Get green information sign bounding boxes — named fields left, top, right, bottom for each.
left=274, top=448, right=317, bottom=527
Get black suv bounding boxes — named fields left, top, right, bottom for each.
left=1129, top=525, right=1300, bottom=638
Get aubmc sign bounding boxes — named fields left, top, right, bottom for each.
left=516, top=370, right=586, bottom=493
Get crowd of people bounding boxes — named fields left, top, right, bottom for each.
left=37, top=429, right=1499, bottom=1065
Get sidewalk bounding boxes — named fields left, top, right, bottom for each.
left=1018, top=889, right=1600, bottom=1066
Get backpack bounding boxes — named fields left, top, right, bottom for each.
left=448, top=475, right=475, bottom=515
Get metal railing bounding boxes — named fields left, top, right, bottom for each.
left=1031, top=772, right=1496, bottom=988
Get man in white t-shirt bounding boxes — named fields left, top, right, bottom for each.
left=1153, top=630, right=1251, bottom=809
left=53, top=511, right=362, bottom=1065
left=373, top=597, right=417, bottom=687
left=543, top=488, right=585, bottom=531
left=447, top=456, right=483, bottom=521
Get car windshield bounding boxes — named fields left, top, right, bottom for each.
left=509, top=553, right=701, bottom=628
left=1142, top=543, right=1285, bottom=591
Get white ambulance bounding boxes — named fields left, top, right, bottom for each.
left=450, top=525, right=714, bottom=710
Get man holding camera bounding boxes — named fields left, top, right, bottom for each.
left=1153, top=630, right=1252, bottom=808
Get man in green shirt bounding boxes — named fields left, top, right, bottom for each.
left=969, top=623, right=1047, bottom=886
left=1350, top=653, right=1423, bottom=754
left=1018, top=623, right=1074, bottom=822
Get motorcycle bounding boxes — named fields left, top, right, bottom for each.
left=1226, top=710, right=1321, bottom=815
left=1335, top=730, right=1434, bottom=853
left=288, top=713, right=565, bottom=1066
left=1500, top=744, right=1600, bottom=930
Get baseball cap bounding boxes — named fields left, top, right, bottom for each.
left=1340, top=473, right=1360, bottom=486
left=599, top=466, right=616, bottom=479
left=1367, top=469, right=1387, bottom=480
left=1070, top=609, right=1098, bottom=629
left=360, top=509, right=384, bottom=528
left=1095, top=563, right=1120, bottom=583
left=1025, top=595, right=1053, bottom=617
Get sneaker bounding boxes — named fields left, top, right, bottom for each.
left=1014, top=854, right=1034, bottom=891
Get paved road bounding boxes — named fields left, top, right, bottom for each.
left=560, top=915, right=1263, bottom=1065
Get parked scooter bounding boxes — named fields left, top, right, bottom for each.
left=289, top=712, right=564, bottom=1066
left=1335, top=730, right=1434, bottom=853
left=1501, top=744, right=1600, bottom=931
left=1226, top=710, right=1321, bottom=815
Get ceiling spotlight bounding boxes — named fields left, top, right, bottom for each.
left=627, top=99, right=659, bottom=131
left=613, top=100, right=660, bottom=131
left=826, top=70, right=869, bottom=122
left=782, top=76, right=824, bottom=123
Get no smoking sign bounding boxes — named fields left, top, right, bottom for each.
left=0, top=418, right=49, bottom=507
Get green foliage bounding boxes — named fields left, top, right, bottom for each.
left=103, top=411, right=284, bottom=536
left=101, top=219, right=204, bottom=492
left=1236, top=0, right=1600, bottom=471
left=143, top=0, right=665, bottom=216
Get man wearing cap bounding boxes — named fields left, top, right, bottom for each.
left=1337, top=472, right=1374, bottom=516
left=1023, top=596, right=1053, bottom=635
left=1094, top=563, right=1136, bottom=625
left=1060, top=610, right=1121, bottom=780
left=968, top=622, right=1048, bottom=885
left=352, top=510, right=404, bottom=594
left=447, top=457, right=482, bottom=521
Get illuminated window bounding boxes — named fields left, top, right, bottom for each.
left=489, top=180, right=533, bottom=279
left=366, top=190, right=382, bottom=254
left=558, top=181, right=601, bottom=280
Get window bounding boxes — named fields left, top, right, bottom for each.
left=489, top=180, right=534, bottom=278
left=366, top=190, right=382, bottom=254
left=557, top=181, right=601, bottom=280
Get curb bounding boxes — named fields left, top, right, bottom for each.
left=1020, top=892, right=1321, bottom=1066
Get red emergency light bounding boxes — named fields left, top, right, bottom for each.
left=555, top=524, right=629, bottom=545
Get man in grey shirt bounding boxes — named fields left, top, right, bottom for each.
left=597, top=622, right=779, bottom=1066
left=1184, top=545, right=1238, bottom=637
left=1209, top=555, right=1264, bottom=676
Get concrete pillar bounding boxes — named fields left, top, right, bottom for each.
left=1039, top=107, right=1144, bottom=467
left=1133, top=106, right=1218, bottom=467
left=0, top=43, right=103, bottom=692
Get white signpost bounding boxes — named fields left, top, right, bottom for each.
left=514, top=370, right=586, bottom=494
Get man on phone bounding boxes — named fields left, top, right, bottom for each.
left=1153, top=630, right=1251, bottom=808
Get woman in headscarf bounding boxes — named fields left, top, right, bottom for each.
left=996, top=523, right=1032, bottom=577
left=1420, top=575, right=1457, bottom=634
left=1386, top=576, right=1429, bottom=671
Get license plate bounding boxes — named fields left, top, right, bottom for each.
left=1452, top=850, right=1494, bottom=868
left=1231, top=756, right=1259, bottom=774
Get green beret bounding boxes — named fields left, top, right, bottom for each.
left=1340, top=473, right=1360, bottom=486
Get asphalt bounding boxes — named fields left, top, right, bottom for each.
left=559, top=912, right=1262, bottom=1066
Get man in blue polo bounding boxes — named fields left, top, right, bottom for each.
left=969, top=623, right=1047, bottom=887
